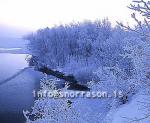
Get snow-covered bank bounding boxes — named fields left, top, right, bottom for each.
left=0, top=48, right=29, bottom=54
left=110, top=92, right=150, bottom=123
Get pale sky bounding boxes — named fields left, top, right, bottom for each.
left=0, top=0, right=133, bottom=30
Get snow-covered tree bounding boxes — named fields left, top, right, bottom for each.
left=117, top=0, right=150, bottom=122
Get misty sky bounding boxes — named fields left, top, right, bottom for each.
left=0, top=0, right=133, bottom=30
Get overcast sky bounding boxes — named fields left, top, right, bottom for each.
left=0, top=0, right=133, bottom=30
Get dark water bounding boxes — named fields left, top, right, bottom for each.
left=0, top=113, right=26, bottom=123
left=0, top=53, right=42, bottom=123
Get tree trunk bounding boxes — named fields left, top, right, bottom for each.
left=37, top=66, right=90, bottom=91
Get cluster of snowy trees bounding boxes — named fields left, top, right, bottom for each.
left=26, top=19, right=133, bottom=83
left=24, top=0, right=150, bottom=122
left=119, top=0, right=150, bottom=121
left=26, top=19, right=112, bottom=67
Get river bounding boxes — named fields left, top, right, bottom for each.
left=0, top=53, right=42, bottom=123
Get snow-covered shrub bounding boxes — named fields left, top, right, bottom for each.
left=24, top=74, right=114, bottom=123
left=119, top=0, right=150, bottom=89
left=24, top=74, right=80, bottom=123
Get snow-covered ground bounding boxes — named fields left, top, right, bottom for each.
left=111, top=92, right=150, bottom=123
